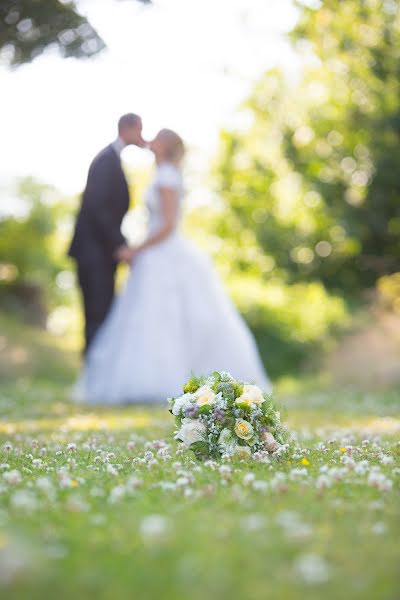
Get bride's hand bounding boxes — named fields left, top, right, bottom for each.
left=127, top=245, right=142, bottom=263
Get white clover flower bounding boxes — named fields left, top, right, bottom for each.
left=158, top=482, right=177, bottom=491
left=276, top=510, right=302, bottom=529
left=240, top=514, right=266, bottom=531
left=218, top=465, right=232, bottom=480
left=3, top=470, right=22, bottom=486
left=289, top=468, right=308, bottom=481
left=36, top=477, right=53, bottom=494
left=176, top=476, right=190, bottom=487
left=367, top=471, right=392, bottom=491
left=203, top=460, right=217, bottom=470
left=328, top=467, right=346, bottom=481
left=354, top=463, right=368, bottom=476
left=109, top=485, right=126, bottom=503
left=90, top=486, right=105, bottom=498
left=126, top=476, right=143, bottom=491
left=106, top=464, right=118, bottom=476
left=252, top=451, right=271, bottom=463
left=66, top=495, right=89, bottom=513
left=139, top=515, right=171, bottom=541
left=252, top=480, right=268, bottom=492
left=294, top=553, right=331, bottom=585
left=0, top=538, right=35, bottom=585
left=380, top=455, right=394, bottom=466
left=371, top=522, right=386, bottom=535
left=315, top=474, right=333, bottom=490
left=176, top=418, right=206, bottom=446
left=242, top=473, right=256, bottom=486
left=270, top=472, right=288, bottom=493
left=11, top=490, right=38, bottom=512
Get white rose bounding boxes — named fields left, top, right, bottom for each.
left=172, top=393, right=194, bottom=416
left=236, top=384, right=265, bottom=407
left=176, top=418, right=207, bottom=445
left=194, top=385, right=216, bottom=407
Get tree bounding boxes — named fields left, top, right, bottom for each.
left=215, top=0, right=400, bottom=295
left=0, top=0, right=151, bottom=66
left=0, top=177, right=70, bottom=323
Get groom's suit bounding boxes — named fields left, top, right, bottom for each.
left=68, top=143, right=130, bottom=352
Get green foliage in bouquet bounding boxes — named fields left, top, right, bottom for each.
left=169, top=372, right=288, bottom=461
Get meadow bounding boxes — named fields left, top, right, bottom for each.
left=0, top=316, right=399, bottom=600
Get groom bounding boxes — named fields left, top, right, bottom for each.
left=68, top=113, right=144, bottom=353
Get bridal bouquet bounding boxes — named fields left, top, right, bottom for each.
left=169, top=371, right=287, bottom=460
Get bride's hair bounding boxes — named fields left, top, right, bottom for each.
left=159, top=129, right=185, bottom=165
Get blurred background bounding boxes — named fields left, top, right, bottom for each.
left=1, top=0, right=399, bottom=390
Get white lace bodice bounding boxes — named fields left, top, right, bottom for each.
left=144, top=163, right=184, bottom=234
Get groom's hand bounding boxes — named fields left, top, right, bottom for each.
left=114, top=245, right=132, bottom=263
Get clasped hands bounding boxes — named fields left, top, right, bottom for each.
left=114, top=244, right=141, bottom=264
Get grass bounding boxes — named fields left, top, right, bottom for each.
left=0, top=314, right=399, bottom=600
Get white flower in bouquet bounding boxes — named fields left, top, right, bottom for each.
left=194, top=385, right=217, bottom=407
left=236, top=384, right=265, bottom=407
left=234, top=419, right=254, bottom=441
left=176, top=418, right=207, bottom=445
left=261, top=431, right=281, bottom=452
left=233, top=446, right=252, bottom=460
left=218, top=428, right=235, bottom=453
left=171, top=393, right=194, bottom=416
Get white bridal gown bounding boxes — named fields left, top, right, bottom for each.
left=77, top=162, right=270, bottom=404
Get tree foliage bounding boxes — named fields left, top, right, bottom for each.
left=215, top=0, right=400, bottom=295
left=0, top=0, right=151, bottom=66
left=0, top=178, right=70, bottom=323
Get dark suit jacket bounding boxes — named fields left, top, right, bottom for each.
left=68, top=144, right=129, bottom=264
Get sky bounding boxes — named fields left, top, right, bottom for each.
left=0, top=0, right=299, bottom=201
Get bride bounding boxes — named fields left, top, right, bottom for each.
left=77, top=129, right=271, bottom=403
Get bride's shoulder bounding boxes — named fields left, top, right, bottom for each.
left=156, top=162, right=182, bottom=188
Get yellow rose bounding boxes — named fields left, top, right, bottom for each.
left=236, top=384, right=265, bottom=407
left=194, top=385, right=216, bottom=406
left=234, top=419, right=254, bottom=440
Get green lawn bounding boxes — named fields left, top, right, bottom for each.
left=0, top=315, right=399, bottom=600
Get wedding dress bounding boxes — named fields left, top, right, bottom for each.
left=77, top=162, right=270, bottom=403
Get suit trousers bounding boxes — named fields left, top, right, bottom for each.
left=77, top=259, right=116, bottom=354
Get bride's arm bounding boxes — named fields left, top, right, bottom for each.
left=133, top=186, right=179, bottom=254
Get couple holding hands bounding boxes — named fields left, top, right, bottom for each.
left=69, top=113, right=270, bottom=404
